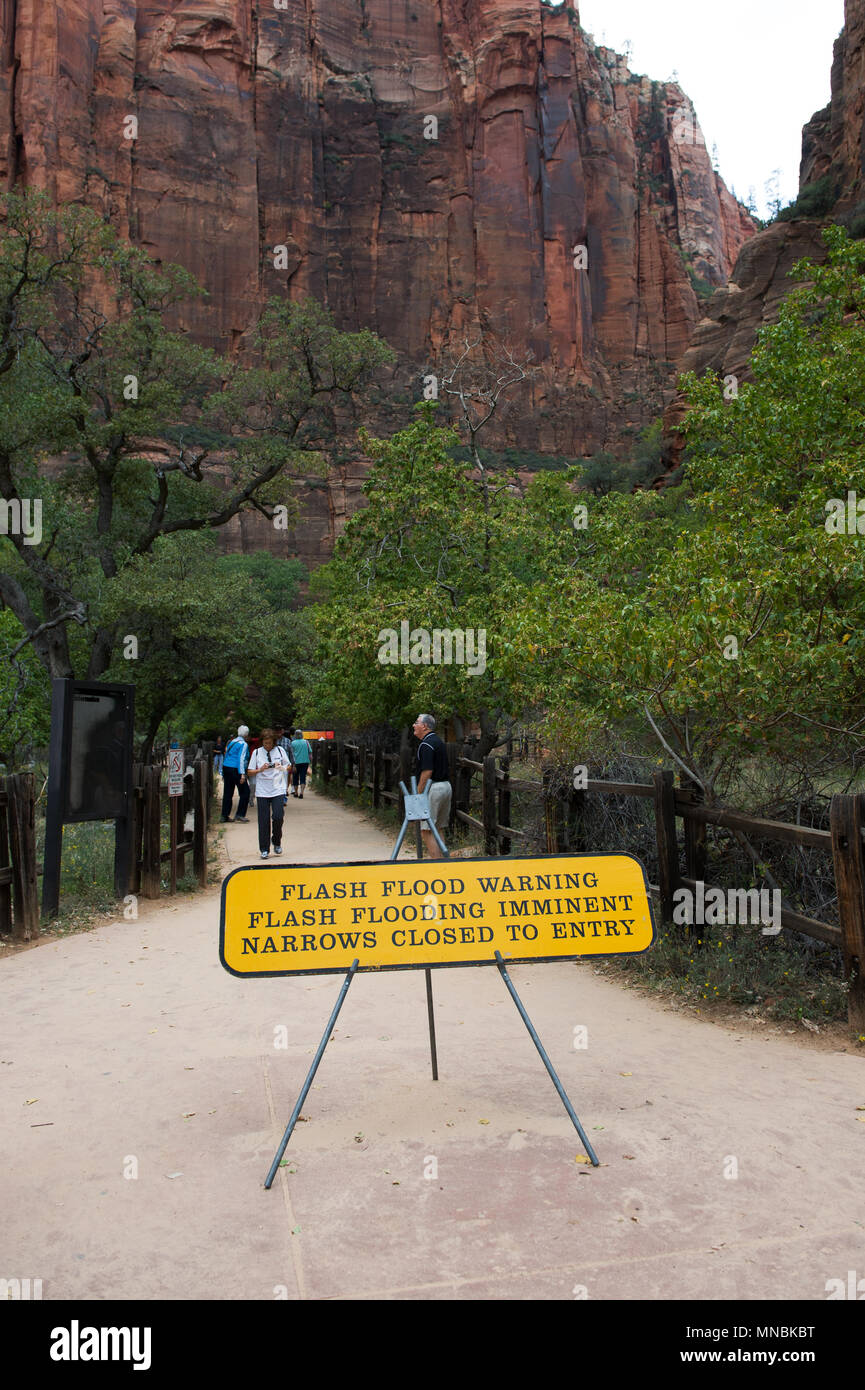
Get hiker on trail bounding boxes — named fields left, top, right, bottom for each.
left=290, top=729, right=312, bottom=798
left=213, top=735, right=225, bottom=776
left=247, top=728, right=290, bottom=859
left=221, top=725, right=250, bottom=823
left=273, top=724, right=296, bottom=807
left=413, top=713, right=451, bottom=860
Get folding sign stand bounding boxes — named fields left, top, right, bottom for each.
left=263, top=778, right=599, bottom=1188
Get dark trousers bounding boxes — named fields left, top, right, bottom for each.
left=221, top=766, right=249, bottom=820
left=293, top=763, right=308, bottom=788
left=257, top=795, right=284, bottom=852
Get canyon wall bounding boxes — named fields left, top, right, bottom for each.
left=678, top=0, right=863, bottom=393
left=0, top=0, right=756, bottom=566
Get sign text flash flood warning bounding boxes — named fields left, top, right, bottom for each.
left=220, top=853, right=655, bottom=977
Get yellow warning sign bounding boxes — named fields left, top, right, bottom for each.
left=220, top=854, right=655, bottom=977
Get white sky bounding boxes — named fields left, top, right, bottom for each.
left=576, top=0, right=846, bottom=217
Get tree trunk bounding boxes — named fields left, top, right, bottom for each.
left=476, top=708, right=500, bottom=758
left=87, top=625, right=116, bottom=679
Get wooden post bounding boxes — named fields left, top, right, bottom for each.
left=8, top=773, right=38, bottom=941
left=337, top=740, right=346, bottom=789
left=373, top=746, right=382, bottom=808
left=446, top=742, right=458, bottom=831
left=399, top=735, right=412, bottom=822
left=202, top=740, right=214, bottom=819
left=653, top=770, right=678, bottom=923
left=830, top=793, right=865, bottom=1031
left=482, top=755, right=497, bottom=855
left=130, top=764, right=144, bottom=896
left=568, top=783, right=587, bottom=853
left=169, top=795, right=178, bottom=894
left=0, top=780, right=11, bottom=935
left=193, top=759, right=207, bottom=887
left=542, top=769, right=559, bottom=854
left=141, top=766, right=162, bottom=899
left=458, top=742, right=473, bottom=821
left=498, top=756, right=511, bottom=855
left=358, top=742, right=366, bottom=794
left=680, top=774, right=707, bottom=884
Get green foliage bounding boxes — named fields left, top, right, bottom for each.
left=502, top=226, right=865, bottom=796
left=0, top=191, right=394, bottom=750
left=0, top=610, right=51, bottom=765
left=777, top=173, right=838, bottom=222
left=300, top=403, right=582, bottom=737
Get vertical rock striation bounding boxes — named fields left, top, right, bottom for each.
left=0, top=0, right=756, bottom=564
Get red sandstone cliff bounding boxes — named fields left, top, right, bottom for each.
left=676, top=0, right=863, bottom=395
left=0, top=0, right=755, bottom=565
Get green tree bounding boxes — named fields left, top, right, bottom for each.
left=0, top=191, right=394, bottom=689
left=303, top=404, right=580, bottom=751
left=501, top=226, right=865, bottom=800
left=100, top=535, right=306, bottom=759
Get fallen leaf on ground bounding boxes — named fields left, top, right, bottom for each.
left=623, top=1154, right=636, bottom=1160
left=25, top=1098, right=38, bottom=1105
left=574, top=1155, right=591, bottom=1164
left=478, top=1118, right=490, bottom=1125
left=620, top=1071, right=632, bottom=1076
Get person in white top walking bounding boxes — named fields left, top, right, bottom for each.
left=247, top=728, right=291, bottom=858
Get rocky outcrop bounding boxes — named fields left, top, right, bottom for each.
left=0, top=0, right=755, bottom=568
left=674, top=0, right=864, bottom=401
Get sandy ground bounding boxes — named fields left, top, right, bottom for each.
left=2, top=781, right=864, bottom=1301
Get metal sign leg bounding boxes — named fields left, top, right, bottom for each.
left=494, top=951, right=599, bottom=1167
left=264, top=958, right=359, bottom=1189
left=424, top=968, right=439, bottom=1081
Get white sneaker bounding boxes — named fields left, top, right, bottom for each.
left=260, top=850, right=269, bottom=859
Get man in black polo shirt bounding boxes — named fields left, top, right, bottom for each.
left=413, top=712, right=451, bottom=859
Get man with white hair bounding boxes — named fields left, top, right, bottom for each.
left=221, top=724, right=251, bottom=822
left=412, top=713, right=451, bottom=859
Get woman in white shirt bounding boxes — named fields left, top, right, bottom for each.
left=247, top=728, right=291, bottom=859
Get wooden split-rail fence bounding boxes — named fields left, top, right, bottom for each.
left=313, top=736, right=865, bottom=1029
left=0, top=743, right=215, bottom=943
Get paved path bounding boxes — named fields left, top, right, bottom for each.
left=2, top=784, right=863, bottom=1300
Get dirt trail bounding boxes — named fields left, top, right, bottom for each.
left=2, top=784, right=863, bottom=1300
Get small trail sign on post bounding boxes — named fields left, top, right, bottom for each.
left=168, top=745, right=184, bottom=894
left=168, top=748, right=184, bottom=797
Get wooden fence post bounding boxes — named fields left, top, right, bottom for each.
left=680, top=773, right=707, bottom=884
left=446, top=742, right=458, bottom=831
left=373, top=746, right=382, bottom=808
left=542, top=769, right=559, bottom=854
left=653, top=770, right=679, bottom=923
left=193, top=758, right=208, bottom=887
left=399, top=735, right=412, bottom=822
left=0, top=779, right=12, bottom=935
left=830, top=793, right=865, bottom=1031
left=498, top=756, right=511, bottom=855
left=8, top=773, right=38, bottom=941
left=141, top=766, right=162, bottom=899
left=458, top=742, right=473, bottom=822
left=482, top=755, right=498, bottom=855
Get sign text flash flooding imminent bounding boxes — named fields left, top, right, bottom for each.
left=220, top=854, right=655, bottom=977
